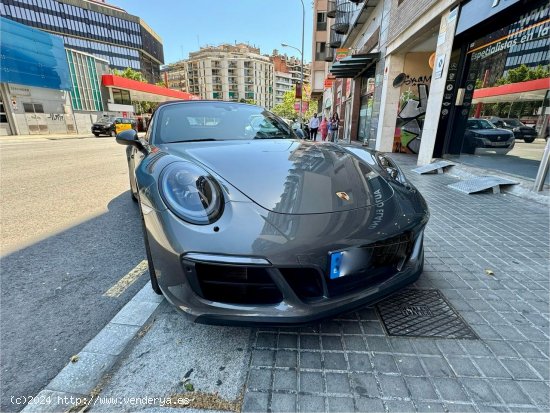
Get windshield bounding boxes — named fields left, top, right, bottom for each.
left=504, top=119, right=524, bottom=127
left=154, top=102, right=296, bottom=143
left=467, top=119, right=496, bottom=130
left=97, top=117, right=116, bottom=124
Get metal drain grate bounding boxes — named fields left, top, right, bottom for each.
left=376, top=289, right=478, bottom=339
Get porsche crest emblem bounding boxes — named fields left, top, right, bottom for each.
left=336, top=192, right=350, bottom=201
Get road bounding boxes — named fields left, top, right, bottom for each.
left=0, top=136, right=147, bottom=412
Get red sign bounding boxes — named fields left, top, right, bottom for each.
left=295, top=83, right=302, bottom=99
left=324, top=78, right=333, bottom=88
left=294, top=101, right=309, bottom=112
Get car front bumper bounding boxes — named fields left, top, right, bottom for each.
left=141, top=185, right=429, bottom=325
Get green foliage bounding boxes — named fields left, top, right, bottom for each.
left=495, top=64, right=550, bottom=86
left=272, top=84, right=316, bottom=120
left=113, top=67, right=147, bottom=82
left=155, top=80, right=167, bottom=87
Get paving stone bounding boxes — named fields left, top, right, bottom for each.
left=415, top=402, right=446, bottom=412
left=323, top=353, right=347, bottom=370
left=350, top=373, right=379, bottom=398
left=298, top=394, right=325, bottom=412
left=420, top=356, right=454, bottom=377
left=327, top=397, right=355, bottom=412
left=460, top=378, right=502, bottom=404
left=366, top=336, right=392, bottom=352
left=251, top=349, right=275, bottom=367
left=378, top=374, right=410, bottom=398
left=256, top=332, right=278, bottom=348
left=500, top=359, right=542, bottom=380
left=447, top=357, right=481, bottom=377
left=404, top=376, right=438, bottom=400
left=490, top=380, right=533, bottom=405
left=242, top=391, right=269, bottom=412
left=445, top=403, right=477, bottom=413
left=385, top=400, right=416, bottom=413
left=278, top=334, right=298, bottom=349
left=372, top=354, right=400, bottom=374
left=433, top=378, right=470, bottom=402
left=300, top=335, right=321, bottom=350
left=528, top=359, right=550, bottom=381
left=270, top=392, right=296, bottom=413
left=247, top=368, right=272, bottom=391
left=81, top=323, right=140, bottom=356
left=517, top=381, right=550, bottom=406
left=276, top=351, right=297, bottom=368
left=110, top=300, right=160, bottom=327
left=355, top=397, right=385, bottom=412
left=343, top=335, right=366, bottom=351
left=341, top=321, right=362, bottom=335
left=322, top=336, right=343, bottom=351
left=273, top=370, right=297, bottom=392
left=300, top=351, right=322, bottom=370
left=299, top=371, right=324, bottom=393
left=395, top=355, right=426, bottom=376
left=326, top=373, right=351, bottom=394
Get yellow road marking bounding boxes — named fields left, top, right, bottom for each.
left=103, top=260, right=148, bottom=298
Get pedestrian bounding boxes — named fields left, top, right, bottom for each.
left=291, top=118, right=305, bottom=139
left=320, top=116, right=328, bottom=141
left=331, top=114, right=340, bottom=143
left=308, top=113, right=320, bottom=141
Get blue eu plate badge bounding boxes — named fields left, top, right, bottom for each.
left=330, top=251, right=344, bottom=279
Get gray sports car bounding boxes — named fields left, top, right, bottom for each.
left=117, top=101, right=429, bottom=325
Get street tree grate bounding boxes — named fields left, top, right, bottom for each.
left=376, top=289, right=478, bottom=339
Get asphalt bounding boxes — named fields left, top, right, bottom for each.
left=0, top=136, right=147, bottom=412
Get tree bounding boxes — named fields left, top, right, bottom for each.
left=495, top=64, right=550, bottom=86
left=113, top=67, right=146, bottom=82
left=155, top=80, right=167, bottom=87
left=272, top=84, right=316, bottom=120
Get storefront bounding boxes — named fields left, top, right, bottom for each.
left=434, top=0, right=549, bottom=181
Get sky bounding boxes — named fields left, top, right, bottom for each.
left=111, top=0, right=314, bottom=66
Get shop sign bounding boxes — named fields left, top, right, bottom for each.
left=335, top=48, right=350, bottom=61
left=324, top=78, right=334, bottom=88
left=8, top=85, right=31, bottom=96
left=346, top=79, right=352, bottom=97
left=294, top=101, right=308, bottom=112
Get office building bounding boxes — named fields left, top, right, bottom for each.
left=0, top=0, right=164, bottom=82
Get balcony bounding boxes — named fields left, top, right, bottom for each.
left=327, top=0, right=337, bottom=18
left=329, top=28, right=343, bottom=48
left=333, top=0, right=353, bottom=35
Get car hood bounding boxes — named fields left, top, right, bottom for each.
left=470, top=128, right=513, bottom=137
left=159, top=140, right=394, bottom=214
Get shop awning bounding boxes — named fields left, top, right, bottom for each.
left=102, top=74, right=200, bottom=103
left=472, top=78, right=550, bottom=104
left=329, top=53, right=379, bottom=78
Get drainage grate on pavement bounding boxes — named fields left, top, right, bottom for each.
left=376, top=289, right=478, bottom=339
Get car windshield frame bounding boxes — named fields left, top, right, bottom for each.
left=467, top=119, right=496, bottom=130
left=152, top=101, right=297, bottom=144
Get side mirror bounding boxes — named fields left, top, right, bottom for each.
left=116, top=129, right=144, bottom=151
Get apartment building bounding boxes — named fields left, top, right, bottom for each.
left=271, top=51, right=311, bottom=107
left=162, top=44, right=274, bottom=109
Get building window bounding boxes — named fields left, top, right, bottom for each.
left=315, top=42, right=326, bottom=61
left=316, top=12, right=327, bottom=31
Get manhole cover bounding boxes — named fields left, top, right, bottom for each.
left=376, top=289, right=478, bottom=339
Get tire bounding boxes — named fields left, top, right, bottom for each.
left=110, top=129, right=115, bottom=137
left=140, top=210, right=162, bottom=295
left=524, top=137, right=535, bottom=143
left=93, top=133, right=99, bottom=137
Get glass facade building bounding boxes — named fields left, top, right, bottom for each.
left=66, top=48, right=107, bottom=111
left=0, top=0, right=164, bottom=82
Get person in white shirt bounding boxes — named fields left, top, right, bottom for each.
left=308, top=113, right=320, bottom=141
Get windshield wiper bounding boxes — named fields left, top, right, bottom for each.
left=171, top=138, right=218, bottom=143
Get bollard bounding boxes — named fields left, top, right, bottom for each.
left=533, top=138, right=550, bottom=192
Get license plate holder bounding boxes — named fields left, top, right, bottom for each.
left=329, top=248, right=373, bottom=280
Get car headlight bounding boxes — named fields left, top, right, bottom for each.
left=159, top=162, right=224, bottom=225
left=512, top=127, right=520, bottom=132
left=375, top=153, right=408, bottom=185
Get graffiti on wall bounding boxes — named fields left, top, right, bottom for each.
left=396, top=84, right=429, bottom=154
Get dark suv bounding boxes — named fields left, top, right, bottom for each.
left=488, top=117, right=538, bottom=143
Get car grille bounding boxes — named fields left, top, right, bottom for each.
left=191, top=263, right=283, bottom=305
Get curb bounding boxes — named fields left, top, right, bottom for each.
left=22, top=282, right=164, bottom=413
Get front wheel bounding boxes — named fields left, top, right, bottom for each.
left=524, top=137, right=535, bottom=143
left=93, top=133, right=99, bottom=137
left=110, top=129, right=115, bottom=137
left=140, top=211, right=162, bottom=295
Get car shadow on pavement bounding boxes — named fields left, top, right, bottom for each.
left=0, top=191, right=147, bottom=413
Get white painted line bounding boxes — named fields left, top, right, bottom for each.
left=103, top=260, right=148, bottom=298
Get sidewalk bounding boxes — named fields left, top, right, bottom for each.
left=25, top=153, right=549, bottom=413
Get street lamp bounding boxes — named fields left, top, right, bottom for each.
left=281, top=0, right=305, bottom=125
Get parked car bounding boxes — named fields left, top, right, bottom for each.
left=116, top=100, right=429, bottom=325
left=92, top=116, right=136, bottom=137
left=463, top=118, right=515, bottom=154
left=487, top=117, right=538, bottom=143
